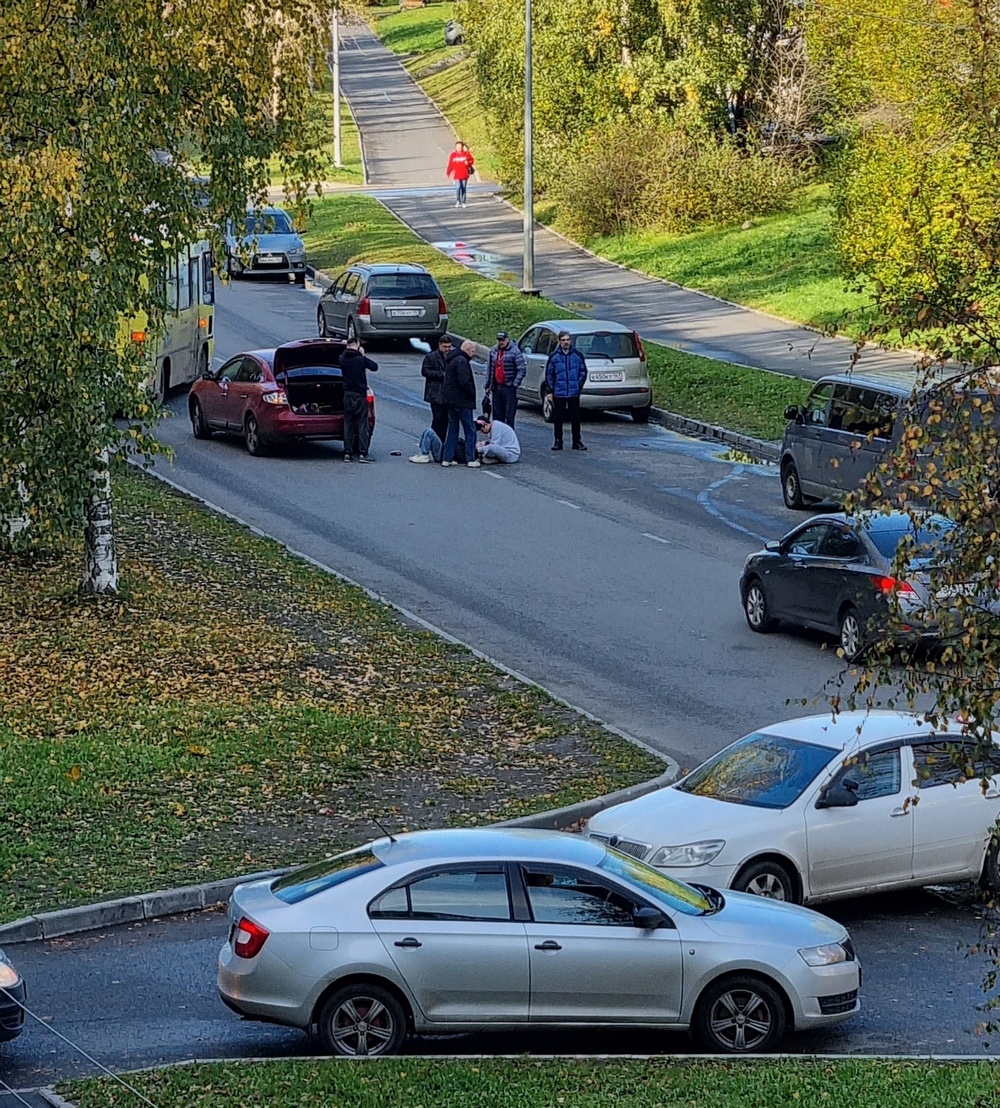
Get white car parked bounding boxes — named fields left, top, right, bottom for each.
left=586, top=710, right=1000, bottom=904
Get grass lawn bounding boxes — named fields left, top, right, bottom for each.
left=61, top=1056, right=1000, bottom=1106
left=268, top=91, right=364, bottom=189
left=304, top=193, right=809, bottom=440
left=0, top=469, right=660, bottom=924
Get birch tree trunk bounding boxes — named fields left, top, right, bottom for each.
left=81, top=450, right=119, bottom=594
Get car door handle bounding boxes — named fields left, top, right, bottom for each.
left=534, top=940, right=562, bottom=951
left=890, top=807, right=909, bottom=817
left=394, top=937, right=422, bottom=948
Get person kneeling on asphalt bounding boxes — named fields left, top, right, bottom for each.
left=339, top=339, right=378, bottom=462
left=474, top=417, right=520, bottom=464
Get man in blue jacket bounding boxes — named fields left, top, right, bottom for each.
left=486, top=331, right=527, bottom=429
left=545, top=330, right=588, bottom=451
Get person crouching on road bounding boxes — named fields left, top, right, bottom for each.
left=446, top=140, right=475, bottom=207
left=545, top=330, right=588, bottom=451
left=419, top=334, right=451, bottom=450
left=442, top=339, right=479, bottom=468
left=486, top=331, right=526, bottom=430
left=475, top=417, right=520, bottom=464
left=340, top=339, right=378, bottom=462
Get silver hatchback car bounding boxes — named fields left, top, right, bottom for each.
left=218, top=827, right=859, bottom=1056
left=318, top=263, right=448, bottom=345
left=517, top=319, right=653, bottom=422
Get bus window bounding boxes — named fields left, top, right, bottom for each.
left=189, top=256, right=199, bottom=306
left=165, top=257, right=179, bottom=312
left=201, top=250, right=214, bottom=304
left=177, top=254, right=192, bottom=311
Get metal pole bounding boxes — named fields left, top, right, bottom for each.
left=332, top=5, right=342, bottom=169
left=521, top=0, right=539, bottom=295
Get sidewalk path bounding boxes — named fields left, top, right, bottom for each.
left=339, top=22, right=916, bottom=382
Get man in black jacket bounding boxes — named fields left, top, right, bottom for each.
left=339, top=339, right=378, bottom=462
left=441, top=339, right=479, bottom=468
left=421, top=335, right=451, bottom=444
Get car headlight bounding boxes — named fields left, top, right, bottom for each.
left=0, top=962, right=20, bottom=989
left=647, top=839, right=725, bottom=867
left=798, top=942, right=850, bottom=967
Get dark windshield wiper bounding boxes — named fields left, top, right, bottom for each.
left=584, top=351, right=613, bottom=360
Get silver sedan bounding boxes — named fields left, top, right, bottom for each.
left=218, top=828, right=860, bottom=1055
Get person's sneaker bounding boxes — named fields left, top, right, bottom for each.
left=481, top=456, right=499, bottom=464
left=441, top=460, right=458, bottom=467
left=358, top=454, right=371, bottom=463
left=572, top=441, right=587, bottom=451
left=409, top=453, right=432, bottom=463
left=551, top=442, right=563, bottom=451
left=343, top=453, right=353, bottom=462
left=467, top=459, right=481, bottom=468
left=454, top=201, right=461, bottom=207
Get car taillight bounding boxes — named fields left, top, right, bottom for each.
left=234, top=917, right=269, bottom=959
left=262, top=390, right=288, bottom=406
left=438, top=295, right=448, bottom=316
left=874, top=575, right=915, bottom=596
left=357, top=297, right=371, bottom=316
left=633, top=330, right=646, bottom=363
left=367, top=388, right=375, bottom=404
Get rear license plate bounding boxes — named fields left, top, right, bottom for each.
left=389, top=308, right=422, bottom=318
left=590, top=371, right=624, bottom=382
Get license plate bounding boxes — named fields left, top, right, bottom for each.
left=389, top=308, right=422, bottom=318
left=257, top=254, right=282, bottom=264
left=590, top=371, right=624, bottom=382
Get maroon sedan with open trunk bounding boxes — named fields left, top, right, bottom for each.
left=188, top=338, right=375, bottom=456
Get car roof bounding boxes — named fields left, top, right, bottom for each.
left=528, top=319, right=634, bottom=335
left=786, top=510, right=953, bottom=535
left=812, top=369, right=919, bottom=395
left=370, top=827, right=608, bottom=868
left=760, top=709, right=972, bottom=750
left=245, top=206, right=287, bottom=216
left=354, top=263, right=432, bottom=276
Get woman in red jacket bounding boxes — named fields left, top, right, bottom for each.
left=446, top=141, right=475, bottom=207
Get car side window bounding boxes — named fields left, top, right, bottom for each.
left=837, top=748, right=901, bottom=800
left=345, top=273, right=363, bottom=300
left=217, top=357, right=244, bottom=382
left=370, top=868, right=512, bottom=922
left=520, top=328, right=540, bottom=355
left=523, top=866, right=636, bottom=926
left=819, top=527, right=866, bottom=561
left=786, top=523, right=831, bottom=556
left=333, top=273, right=351, bottom=298
left=234, top=359, right=262, bottom=384
left=804, top=383, right=834, bottom=426
left=913, top=740, right=1000, bottom=788
left=536, top=330, right=557, bottom=357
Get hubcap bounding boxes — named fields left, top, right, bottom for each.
left=745, top=872, right=787, bottom=899
left=246, top=420, right=258, bottom=451
left=784, top=471, right=797, bottom=501
left=710, top=989, right=773, bottom=1051
left=331, top=997, right=394, bottom=1056
left=841, top=615, right=861, bottom=658
left=746, top=586, right=765, bottom=627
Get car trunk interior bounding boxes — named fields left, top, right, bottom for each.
left=280, top=369, right=344, bottom=415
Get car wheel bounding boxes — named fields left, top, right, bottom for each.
left=316, top=983, right=406, bottom=1057
left=226, top=254, right=241, bottom=280
left=294, top=271, right=306, bottom=286
left=318, top=307, right=329, bottom=337
left=839, top=605, right=866, bottom=661
left=347, top=317, right=358, bottom=343
left=732, top=858, right=796, bottom=902
left=694, top=974, right=787, bottom=1053
left=631, top=404, right=652, bottom=424
left=190, top=399, right=212, bottom=440
left=743, top=579, right=776, bottom=634
left=541, top=389, right=555, bottom=423
left=244, top=413, right=266, bottom=456
left=981, top=837, right=1000, bottom=895
left=781, top=459, right=807, bottom=510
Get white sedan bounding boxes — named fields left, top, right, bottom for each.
left=586, top=710, right=1000, bottom=904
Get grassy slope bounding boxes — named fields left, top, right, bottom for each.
left=305, top=193, right=809, bottom=440
left=63, top=1056, right=1000, bottom=1106
left=0, top=469, right=659, bottom=922
left=268, top=91, right=365, bottom=188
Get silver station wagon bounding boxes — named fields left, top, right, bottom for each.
left=317, top=263, right=449, bottom=345
left=218, top=827, right=860, bottom=1056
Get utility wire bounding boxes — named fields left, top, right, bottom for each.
left=0, top=1076, right=36, bottom=1107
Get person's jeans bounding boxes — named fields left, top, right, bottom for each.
left=343, top=391, right=371, bottom=457
left=419, top=427, right=443, bottom=462
left=480, top=442, right=518, bottom=464
left=455, top=178, right=468, bottom=204
left=553, top=394, right=582, bottom=445
left=491, top=384, right=518, bottom=428
left=443, top=407, right=476, bottom=462
left=430, top=401, right=449, bottom=443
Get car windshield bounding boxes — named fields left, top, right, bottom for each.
left=573, top=332, right=638, bottom=360
left=244, top=212, right=293, bottom=236
left=599, top=850, right=712, bottom=915
left=862, top=515, right=956, bottom=563
left=676, top=732, right=835, bottom=809
left=271, top=846, right=383, bottom=904
left=368, top=274, right=439, bottom=299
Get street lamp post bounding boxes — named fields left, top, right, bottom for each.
left=331, top=5, right=342, bottom=169
left=521, top=0, right=539, bottom=296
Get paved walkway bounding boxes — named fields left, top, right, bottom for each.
left=338, top=21, right=915, bottom=383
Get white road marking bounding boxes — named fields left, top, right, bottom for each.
left=642, top=532, right=672, bottom=545
left=557, top=499, right=582, bottom=510
left=484, top=471, right=505, bottom=480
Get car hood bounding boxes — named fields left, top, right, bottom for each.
left=236, top=231, right=304, bottom=252
left=588, top=785, right=783, bottom=846
left=702, top=886, right=849, bottom=945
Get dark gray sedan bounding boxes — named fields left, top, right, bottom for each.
left=739, top=511, right=959, bottom=660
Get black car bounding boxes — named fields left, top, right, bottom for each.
left=739, top=511, right=959, bottom=660
left=0, top=946, right=26, bottom=1041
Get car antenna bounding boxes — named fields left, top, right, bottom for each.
left=372, top=815, right=397, bottom=843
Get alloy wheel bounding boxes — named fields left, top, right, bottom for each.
left=329, top=995, right=396, bottom=1056
left=706, top=986, right=776, bottom=1052
left=840, top=608, right=864, bottom=660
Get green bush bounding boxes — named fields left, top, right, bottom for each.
left=550, top=119, right=806, bottom=238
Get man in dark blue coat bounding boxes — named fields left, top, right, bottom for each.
left=545, top=331, right=588, bottom=451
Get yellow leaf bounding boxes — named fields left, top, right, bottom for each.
left=187, top=744, right=209, bottom=756
left=66, top=765, right=81, bottom=781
